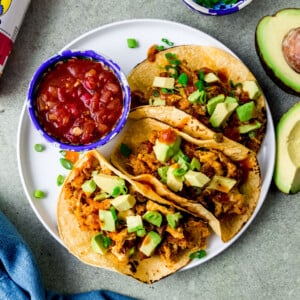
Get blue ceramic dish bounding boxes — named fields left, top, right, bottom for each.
left=182, top=0, right=253, bottom=16
left=27, top=49, right=131, bottom=152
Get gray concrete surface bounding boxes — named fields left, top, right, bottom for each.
left=1, top=1, right=300, bottom=299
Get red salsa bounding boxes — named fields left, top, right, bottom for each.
left=35, top=58, right=123, bottom=145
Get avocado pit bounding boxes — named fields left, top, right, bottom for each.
left=282, top=27, right=300, bottom=73
left=255, top=8, right=300, bottom=95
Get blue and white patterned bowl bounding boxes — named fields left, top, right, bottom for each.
left=27, top=49, right=131, bottom=152
left=182, top=0, right=253, bottom=16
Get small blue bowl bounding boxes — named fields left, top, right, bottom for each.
left=27, top=49, right=131, bottom=152
left=182, top=0, right=252, bottom=16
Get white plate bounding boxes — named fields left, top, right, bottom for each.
left=17, top=19, right=275, bottom=270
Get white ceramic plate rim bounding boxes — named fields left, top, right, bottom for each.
left=17, top=18, right=275, bottom=271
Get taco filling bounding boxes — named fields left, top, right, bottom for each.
left=120, top=127, right=249, bottom=219
left=58, top=150, right=210, bottom=283
left=111, top=118, right=261, bottom=242
left=128, top=45, right=267, bottom=153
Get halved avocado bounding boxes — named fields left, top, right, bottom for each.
left=274, top=102, right=300, bottom=194
left=255, top=8, right=300, bottom=95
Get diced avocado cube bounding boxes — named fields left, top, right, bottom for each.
left=209, top=102, right=238, bottom=128
left=184, top=170, right=210, bottom=188
left=206, top=94, right=225, bottom=115
left=111, top=194, right=136, bottom=211
left=153, top=141, right=172, bottom=162
left=93, top=174, right=126, bottom=196
left=239, top=121, right=262, bottom=134
left=91, top=233, right=111, bottom=255
left=126, top=215, right=144, bottom=233
left=136, top=228, right=147, bottom=237
left=94, top=192, right=109, bottom=201
left=153, top=135, right=181, bottom=162
left=224, top=96, right=238, bottom=104
left=243, top=80, right=261, bottom=99
left=158, top=166, right=169, bottom=184
left=99, top=210, right=116, bottom=232
left=117, top=209, right=134, bottom=222
left=81, top=179, right=97, bottom=194
left=149, top=97, right=166, bottom=106
left=207, top=175, right=237, bottom=193
left=153, top=76, right=175, bottom=89
left=236, top=101, right=255, bottom=122
left=166, top=212, right=182, bottom=229
left=188, top=90, right=201, bottom=103
left=204, top=72, right=219, bottom=83
left=143, top=211, right=163, bottom=227
left=140, top=231, right=162, bottom=257
left=188, top=90, right=207, bottom=104
left=166, top=165, right=184, bottom=192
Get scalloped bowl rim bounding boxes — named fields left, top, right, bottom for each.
left=182, top=0, right=253, bottom=16
left=27, top=49, right=131, bottom=152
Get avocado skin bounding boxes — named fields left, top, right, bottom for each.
left=255, top=8, right=300, bottom=96
left=274, top=101, right=300, bottom=194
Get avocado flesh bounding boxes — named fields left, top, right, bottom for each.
left=274, top=102, right=300, bottom=193
left=153, top=136, right=181, bottom=162
left=255, top=9, right=300, bottom=95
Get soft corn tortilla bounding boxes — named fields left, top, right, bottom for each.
left=111, top=118, right=261, bottom=242
left=128, top=45, right=267, bottom=153
left=57, top=150, right=209, bottom=283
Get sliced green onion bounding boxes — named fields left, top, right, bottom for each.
left=173, top=150, right=189, bottom=163
left=199, top=90, right=207, bottom=104
left=198, top=70, right=205, bottom=81
left=33, top=189, right=45, bottom=199
left=34, top=144, right=45, bottom=152
left=196, top=80, right=204, bottom=91
left=161, top=88, right=174, bottom=94
left=120, top=143, right=132, bottom=157
left=110, top=206, right=118, bottom=222
left=165, top=53, right=180, bottom=66
left=189, top=249, right=207, bottom=259
left=60, top=158, right=73, bottom=170
left=56, top=174, right=65, bottom=186
left=111, top=185, right=128, bottom=197
left=161, top=38, right=174, bottom=46
left=59, top=150, right=66, bottom=157
left=229, top=79, right=243, bottom=89
left=156, top=45, right=165, bottom=51
left=152, top=90, right=160, bottom=97
left=195, top=0, right=235, bottom=8
left=127, top=38, right=138, bottom=48
left=173, top=167, right=187, bottom=177
left=190, top=157, right=201, bottom=171
left=165, top=65, right=178, bottom=78
left=178, top=73, right=188, bottom=87
left=102, top=235, right=112, bottom=248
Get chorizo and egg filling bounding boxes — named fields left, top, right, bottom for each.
left=119, top=126, right=250, bottom=220
left=128, top=45, right=267, bottom=153
left=62, top=151, right=210, bottom=266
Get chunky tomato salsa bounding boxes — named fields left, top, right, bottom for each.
left=35, top=58, right=123, bottom=145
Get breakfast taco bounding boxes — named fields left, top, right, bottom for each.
left=57, top=150, right=210, bottom=283
left=111, top=118, right=261, bottom=242
left=128, top=45, right=267, bottom=153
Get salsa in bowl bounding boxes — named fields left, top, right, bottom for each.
left=27, top=49, right=131, bottom=151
